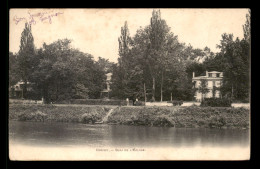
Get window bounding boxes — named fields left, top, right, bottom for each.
left=208, top=73, right=212, bottom=77
left=216, top=73, right=220, bottom=77
left=215, top=91, right=220, bottom=98
left=197, top=81, right=201, bottom=88
left=193, top=81, right=196, bottom=88
left=207, top=91, right=213, bottom=98
left=208, top=81, right=213, bottom=88
left=215, top=81, right=221, bottom=87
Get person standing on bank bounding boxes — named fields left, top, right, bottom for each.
left=135, top=98, right=138, bottom=106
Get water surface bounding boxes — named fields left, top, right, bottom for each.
left=9, top=120, right=250, bottom=148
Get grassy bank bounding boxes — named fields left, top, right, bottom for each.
left=107, top=106, right=249, bottom=129
left=9, top=104, right=249, bottom=129
left=9, top=104, right=112, bottom=123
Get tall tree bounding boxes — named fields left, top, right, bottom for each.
left=111, top=21, right=135, bottom=99
left=146, top=10, right=172, bottom=101
left=17, top=23, right=36, bottom=98
left=243, top=9, right=251, bottom=43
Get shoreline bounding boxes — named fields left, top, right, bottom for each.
left=9, top=104, right=250, bottom=129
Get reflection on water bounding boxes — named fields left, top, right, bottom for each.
left=9, top=120, right=250, bottom=148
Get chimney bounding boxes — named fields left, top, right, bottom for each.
left=206, top=71, right=208, bottom=77
left=193, top=72, right=195, bottom=78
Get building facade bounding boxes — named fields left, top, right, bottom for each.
left=9, top=81, right=33, bottom=98
left=100, top=73, right=112, bottom=99
left=192, top=71, right=223, bottom=102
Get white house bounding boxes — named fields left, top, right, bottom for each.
left=192, top=71, right=223, bottom=102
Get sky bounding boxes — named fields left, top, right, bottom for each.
left=9, top=8, right=249, bottom=63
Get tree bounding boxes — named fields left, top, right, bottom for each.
left=16, top=23, right=36, bottom=98
left=198, top=79, right=209, bottom=101
left=243, top=9, right=251, bottom=43
left=111, top=9, right=207, bottom=101
left=30, top=39, right=106, bottom=103
left=203, top=30, right=250, bottom=101
left=110, top=21, right=132, bottom=99
left=147, top=10, right=171, bottom=101
left=9, top=52, right=19, bottom=87
left=96, top=57, right=114, bottom=73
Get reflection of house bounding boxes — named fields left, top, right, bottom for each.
left=192, top=71, right=223, bottom=102
left=9, top=81, right=33, bottom=98
left=100, top=73, right=112, bottom=99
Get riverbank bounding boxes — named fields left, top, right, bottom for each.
left=9, top=104, right=249, bottom=129
left=9, top=104, right=113, bottom=123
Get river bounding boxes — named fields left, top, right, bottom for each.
left=9, top=120, right=250, bottom=160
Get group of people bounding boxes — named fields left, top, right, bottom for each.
left=126, top=98, right=138, bottom=106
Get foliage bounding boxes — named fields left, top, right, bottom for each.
left=167, top=100, right=183, bottom=106
left=28, top=39, right=106, bottom=103
left=9, top=52, right=20, bottom=87
left=111, top=10, right=201, bottom=101
left=201, top=98, right=232, bottom=107
left=80, top=112, right=101, bottom=124
left=198, top=79, right=209, bottom=101
left=10, top=104, right=109, bottom=123
left=106, top=106, right=249, bottom=129
left=18, top=110, right=47, bottom=121
left=134, top=101, right=145, bottom=106
left=15, top=23, right=37, bottom=98
left=10, top=23, right=107, bottom=103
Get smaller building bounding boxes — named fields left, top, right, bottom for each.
left=9, top=81, right=33, bottom=98
left=100, top=73, right=112, bottom=99
left=192, top=71, right=223, bottom=102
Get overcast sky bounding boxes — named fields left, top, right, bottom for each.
left=10, top=8, right=249, bottom=63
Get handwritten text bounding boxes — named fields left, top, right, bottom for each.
left=13, top=10, right=63, bottom=25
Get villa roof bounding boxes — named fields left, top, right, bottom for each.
left=208, top=71, right=222, bottom=73
left=192, top=77, right=223, bottom=80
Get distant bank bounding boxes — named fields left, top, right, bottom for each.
left=9, top=104, right=249, bottom=129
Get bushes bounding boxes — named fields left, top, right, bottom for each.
left=107, top=107, right=175, bottom=127
left=80, top=112, right=102, bottom=124
left=208, top=116, right=226, bottom=128
left=18, top=110, right=47, bottom=122
left=10, top=104, right=110, bottom=123
left=107, top=106, right=249, bottom=129
left=201, top=98, right=231, bottom=107
left=167, top=100, right=183, bottom=106
left=135, top=101, right=145, bottom=106
left=152, top=115, right=175, bottom=127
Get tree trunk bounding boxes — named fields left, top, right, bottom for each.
left=160, top=71, right=163, bottom=102
left=231, top=83, right=234, bottom=100
left=152, top=77, right=155, bottom=101
left=144, top=83, right=146, bottom=105
left=24, top=80, right=28, bottom=99
left=43, top=85, right=49, bottom=104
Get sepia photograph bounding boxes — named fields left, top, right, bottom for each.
left=9, top=8, right=250, bottom=160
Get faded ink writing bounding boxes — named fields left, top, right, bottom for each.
left=13, top=10, right=63, bottom=25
